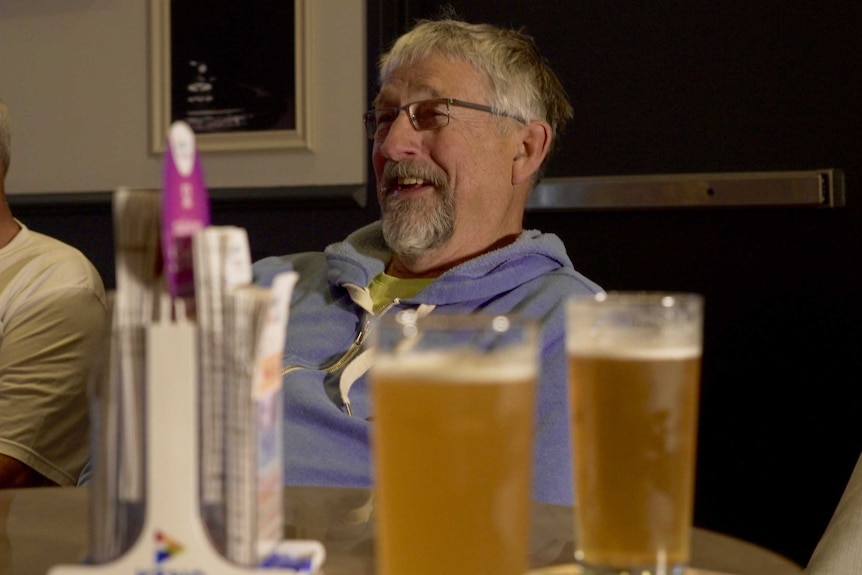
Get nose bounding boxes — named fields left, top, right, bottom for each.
left=376, top=109, right=422, bottom=161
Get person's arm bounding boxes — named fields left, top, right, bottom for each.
left=0, top=283, right=107, bottom=488
left=0, top=453, right=54, bottom=488
left=805, top=453, right=862, bottom=574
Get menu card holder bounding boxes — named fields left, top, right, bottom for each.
left=48, top=320, right=324, bottom=574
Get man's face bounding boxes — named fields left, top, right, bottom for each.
left=372, top=55, right=526, bottom=267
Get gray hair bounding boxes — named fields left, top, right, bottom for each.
left=378, top=18, right=573, bottom=174
left=0, top=99, right=9, bottom=177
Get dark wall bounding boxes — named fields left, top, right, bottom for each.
left=10, top=191, right=379, bottom=292
left=395, top=0, right=861, bottom=566
left=9, top=0, right=861, bottom=567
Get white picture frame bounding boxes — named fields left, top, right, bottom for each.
left=149, top=0, right=311, bottom=154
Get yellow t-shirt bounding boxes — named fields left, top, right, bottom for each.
left=368, top=272, right=433, bottom=312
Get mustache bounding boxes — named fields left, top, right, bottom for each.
left=380, top=161, right=448, bottom=194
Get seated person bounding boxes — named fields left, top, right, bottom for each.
left=0, top=99, right=108, bottom=488
left=804, top=451, right=862, bottom=574
left=253, top=15, right=602, bottom=505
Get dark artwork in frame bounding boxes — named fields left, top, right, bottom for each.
left=169, top=0, right=296, bottom=136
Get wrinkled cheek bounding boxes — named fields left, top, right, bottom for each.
left=372, top=146, right=387, bottom=181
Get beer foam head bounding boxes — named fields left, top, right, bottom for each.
left=566, top=326, right=702, bottom=358
left=566, top=292, right=703, bottom=357
left=372, top=348, right=537, bottom=383
left=567, top=342, right=701, bottom=360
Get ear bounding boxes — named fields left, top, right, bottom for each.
left=512, top=120, right=551, bottom=186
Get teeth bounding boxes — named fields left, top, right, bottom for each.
left=398, top=177, right=425, bottom=186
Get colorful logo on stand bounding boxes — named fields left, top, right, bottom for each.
left=135, top=530, right=204, bottom=575
left=155, top=530, right=184, bottom=563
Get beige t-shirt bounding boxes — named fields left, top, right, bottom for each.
left=0, top=221, right=107, bottom=485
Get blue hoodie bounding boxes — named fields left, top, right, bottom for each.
left=253, top=221, right=602, bottom=505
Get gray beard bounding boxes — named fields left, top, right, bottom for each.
left=381, top=186, right=455, bottom=258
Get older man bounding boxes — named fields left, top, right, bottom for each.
left=253, top=17, right=602, bottom=504
left=0, top=99, right=107, bottom=487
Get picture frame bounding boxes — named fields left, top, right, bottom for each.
left=149, top=0, right=310, bottom=153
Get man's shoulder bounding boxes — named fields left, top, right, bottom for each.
left=2, top=228, right=105, bottom=300
left=252, top=251, right=327, bottom=286
left=511, top=269, right=602, bottom=315
left=21, top=230, right=103, bottom=288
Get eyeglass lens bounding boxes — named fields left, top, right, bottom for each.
left=365, top=100, right=451, bottom=140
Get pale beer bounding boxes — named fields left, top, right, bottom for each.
left=566, top=293, right=703, bottom=575
left=568, top=349, right=700, bottom=568
left=371, top=328, right=537, bottom=575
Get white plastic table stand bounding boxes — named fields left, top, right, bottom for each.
left=48, top=319, right=323, bottom=575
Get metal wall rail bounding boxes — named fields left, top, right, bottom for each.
left=527, top=169, right=845, bottom=211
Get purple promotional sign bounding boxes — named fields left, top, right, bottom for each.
left=161, top=121, right=212, bottom=304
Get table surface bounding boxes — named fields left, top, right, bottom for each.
left=0, top=485, right=803, bottom=575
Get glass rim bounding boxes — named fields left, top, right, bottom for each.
left=375, top=309, right=539, bottom=330
left=569, top=290, right=704, bottom=307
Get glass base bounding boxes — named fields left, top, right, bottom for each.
left=575, top=561, right=686, bottom=575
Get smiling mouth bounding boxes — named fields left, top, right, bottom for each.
left=385, top=176, right=432, bottom=195
left=397, top=177, right=429, bottom=190
left=381, top=160, right=446, bottom=195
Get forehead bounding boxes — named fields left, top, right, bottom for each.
left=375, top=54, right=490, bottom=105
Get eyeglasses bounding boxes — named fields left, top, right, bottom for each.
left=363, top=98, right=527, bottom=140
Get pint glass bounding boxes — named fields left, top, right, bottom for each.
left=370, top=311, right=539, bottom=575
left=566, top=292, right=704, bottom=575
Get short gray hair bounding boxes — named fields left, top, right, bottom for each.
left=0, top=99, right=10, bottom=177
left=378, top=18, right=573, bottom=176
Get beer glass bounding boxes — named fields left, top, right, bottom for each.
left=566, top=292, right=704, bottom=575
left=369, top=311, right=539, bottom=575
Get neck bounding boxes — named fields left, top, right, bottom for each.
left=386, top=233, right=520, bottom=279
left=0, top=192, right=21, bottom=249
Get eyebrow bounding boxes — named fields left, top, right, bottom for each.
left=373, top=83, right=444, bottom=107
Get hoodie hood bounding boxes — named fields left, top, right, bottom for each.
left=323, top=222, right=584, bottom=306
